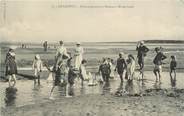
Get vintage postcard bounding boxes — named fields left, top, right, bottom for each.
left=0, top=0, right=184, bottom=116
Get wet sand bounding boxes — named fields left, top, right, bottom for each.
left=2, top=92, right=184, bottom=116
left=1, top=71, right=184, bottom=116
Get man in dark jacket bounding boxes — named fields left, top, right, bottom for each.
left=136, top=41, right=149, bottom=79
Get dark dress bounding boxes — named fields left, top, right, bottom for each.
left=170, top=60, right=177, bottom=70
left=116, top=58, right=126, bottom=75
left=5, top=53, right=17, bottom=76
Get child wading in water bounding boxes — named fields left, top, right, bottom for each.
left=98, top=58, right=111, bottom=83
left=49, top=59, right=68, bottom=99
left=114, top=53, right=126, bottom=82
left=32, top=54, right=43, bottom=85
left=170, top=55, right=177, bottom=80
left=126, top=54, right=135, bottom=81
left=153, top=47, right=167, bottom=82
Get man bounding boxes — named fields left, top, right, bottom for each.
left=114, top=53, right=126, bottom=82
left=74, top=42, right=84, bottom=70
left=136, top=41, right=149, bottom=78
left=153, top=47, right=167, bottom=82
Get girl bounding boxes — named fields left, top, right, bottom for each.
left=170, top=55, right=177, bottom=80
left=32, top=54, right=43, bottom=85
left=126, top=54, right=135, bottom=81
left=5, top=48, right=17, bottom=87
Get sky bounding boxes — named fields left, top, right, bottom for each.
left=0, top=0, right=184, bottom=42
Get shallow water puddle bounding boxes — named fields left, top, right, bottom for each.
left=0, top=71, right=184, bottom=108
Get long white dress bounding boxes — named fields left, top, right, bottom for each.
left=74, top=46, right=84, bottom=70
left=126, top=60, right=135, bottom=80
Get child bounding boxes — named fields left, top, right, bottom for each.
left=32, top=54, right=43, bottom=85
left=170, top=55, right=177, bottom=80
left=114, top=53, right=127, bottom=82
left=126, top=54, right=135, bottom=81
left=98, top=58, right=111, bottom=83
left=79, top=59, right=88, bottom=81
left=49, top=59, right=67, bottom=99
left=5, top=48, right=17, bottom=87
left=153, top=47, right=167, bottom=82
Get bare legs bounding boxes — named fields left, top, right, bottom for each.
left=8, top=74, right=16, bottom=87
left=153, top=70, right=161, bottom=82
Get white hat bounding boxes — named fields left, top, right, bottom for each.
left=35, top=54, right=40, bottom=60
left=76, top=42, right=81, bottom=45
left=9, top=52, right=16, bottom=57
left=119, top=52, right=124, bottom=55
left=140, top=41, right=144, bottom=44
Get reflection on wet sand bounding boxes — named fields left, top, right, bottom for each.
left=4, top=87, right=17, bottom=107
left=170, top=77, right=176, bottom=88
left=153, top=81, right=161, bottom=90
left=102, top=82, right=111, bottom=95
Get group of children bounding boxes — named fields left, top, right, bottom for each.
left=99, top=53, right=136, bottom=84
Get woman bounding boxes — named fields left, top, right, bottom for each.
left=126, top=54, right=135, bottom=81
left=5, top=48, right=18, bottom=87
left=74, top=42, right=84, bottom=70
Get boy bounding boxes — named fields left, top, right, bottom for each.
left=114, top=53, right=126, bottom=82
left=153, top=47, right=167, bottom=82
left=170, top=55, right=177, bottom=80
left=98, top=58, right=111, bottom=83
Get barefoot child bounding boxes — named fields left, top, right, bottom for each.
left=98, top=58, right=111, bottom=83
left=153, top=47, right=167, bottom=82
left=170, top=55, right=177, bottom=80
left=115, top=53, right=127, bottom=82
left=32, top=54, right=43, bottom=85
left=49, top=59, right=67, bottom=99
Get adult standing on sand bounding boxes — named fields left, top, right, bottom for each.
left=136, top=41, right=149, bottom=79
left=5, top=48, right=18, bottom=87
left=74, top=42, right=84, bottom=70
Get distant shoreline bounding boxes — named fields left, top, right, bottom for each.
left=1, top=40, right=184, bottom=46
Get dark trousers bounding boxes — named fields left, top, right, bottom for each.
left=34, top=75, right=40, bottom=85
left=102, top=74, right=110, bottom=83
